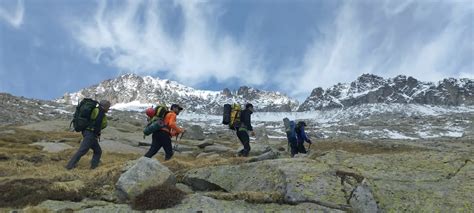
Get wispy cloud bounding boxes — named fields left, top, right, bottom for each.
left=72, top=0, right=265, bottom=87
left=277, top=0, right=473, bottom=100
left=71, top=0, right=472, bottom=100
left=0, top=0, right=24, bottom=28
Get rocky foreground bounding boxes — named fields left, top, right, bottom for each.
left=0, top=113, right=473, bottom=212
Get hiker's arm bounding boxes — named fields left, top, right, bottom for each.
left=302, top=129, right=311, bottom=143
left=167, top=113, right=183, bottom=134
left=246, top=111, right=253, bottom=131
left=93, top=109, right=105, bottom=136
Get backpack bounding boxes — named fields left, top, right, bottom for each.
left=228, top=103, right=241, bottom=130
left=222, top=104, right=232, bottom=125
left=283, top=118, right=296, bottom=139
left=143, top=104, right=170, bottom=136
left=70, top=98, right=99, bottom=132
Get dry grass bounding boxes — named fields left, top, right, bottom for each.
left=0, top=127, right=81, bottom=155
left=0, top=126, right=140, bottom=208
left=131, top=185, right=186, bottom=210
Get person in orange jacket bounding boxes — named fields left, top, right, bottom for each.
left=144, top=104, right=185, bottom=160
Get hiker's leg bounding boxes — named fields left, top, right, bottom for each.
left=290, top=139, right=298, bottom=157
left=144, top=131, right=163, bottom=158
left=66, top=131, right=94, bottom=169
left=161, top=132, right=174, bottom=160
left=297, top=140, right=307, bottom=153
left=90, top=137, right=102, bottom=169
left=237, top=130, right=250, bottom=156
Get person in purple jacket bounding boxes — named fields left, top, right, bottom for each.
left=295, top=121, right=312, bottom=154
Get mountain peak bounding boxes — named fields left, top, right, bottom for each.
left=57, top=74, right=299, bottom=113
left=299, top=74, right=473, bottom=111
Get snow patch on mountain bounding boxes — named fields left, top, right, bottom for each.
left=57, top=74, right=299, bottom=114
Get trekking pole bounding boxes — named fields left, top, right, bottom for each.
left=173, top=132, right=185, bottom=152
left=173, top=134, right=179, bottom=151
left=307, top=143, right=311, bottom=154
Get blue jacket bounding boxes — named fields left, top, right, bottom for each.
left=296, top=125, right=310, bottom=144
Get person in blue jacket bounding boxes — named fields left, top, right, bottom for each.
left=295, top=121, right=312, bottom=154
left=286, top=120, right=299, bottom=157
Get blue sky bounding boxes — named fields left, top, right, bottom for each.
left=0, top=0, right=472, bottom=101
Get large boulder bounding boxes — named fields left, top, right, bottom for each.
left=183, top=158, right=348, bottom=207
left=115, top=157, right=176, bottom=201
left=182, top=125, right=205, bottom=141
left=28, top=194, right=343, bottom=212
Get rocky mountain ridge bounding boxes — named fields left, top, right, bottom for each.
left=299, top=74, right=473, bottom=111
left=57, top=74, right=299, bottom=114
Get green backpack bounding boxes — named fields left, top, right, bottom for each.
left=71, top=98, right=99, bottom=132
left=143, top=105, right=170, bottom=136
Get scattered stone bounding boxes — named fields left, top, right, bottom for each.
left=115, top=157, right=176, bottom=201
left=197, top=141, right=215, bottom=149
left=247, top=150, right=279, bottom=163
left=31, top=142, right=73, bottom=153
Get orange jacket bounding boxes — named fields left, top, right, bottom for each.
left=161, top=111, right=183, bottom=137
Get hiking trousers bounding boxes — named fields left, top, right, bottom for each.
left=297, top=140, right=307, bottom=154
left=288, top=138, right=298, bottom=157
left=237, top=130, right=251, bottom=156
left=66, top=130, right=102, bottom=169
left=144, top=130, right=173, bottom=160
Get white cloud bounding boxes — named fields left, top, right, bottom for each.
left=0, top=0, right=24, bottom=28
left=73, top=0, right=265, bottom=87
left=72, top=0, right=472, bottom=101
left=276, top=0, right=473, bottom=100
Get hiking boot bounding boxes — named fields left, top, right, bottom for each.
left=90, top=165, right=98, bottom=169
left=165, top=153, right=174, bottom=161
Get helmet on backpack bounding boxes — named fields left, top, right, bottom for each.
left=145, top=107, right=156, bottom=118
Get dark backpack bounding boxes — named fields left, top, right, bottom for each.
left=284, top=118, right=296, bottom=139
left=143, top=104, right=170, bottom=136
left=222, top=104, right=231, bottom=125
left=71, top=98, right=99, bottom=132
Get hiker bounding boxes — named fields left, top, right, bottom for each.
left=236, top=103, right=255, bottom=157
left=144, top=104, right=185, bottom=160
left=285, top=120, right=299, bottom=157
left=295, top=121, right=312, bottom=154
left=66, top=100, right=111, bottom=170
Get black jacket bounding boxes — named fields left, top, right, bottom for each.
left=239, top=109, right=253, bottom=131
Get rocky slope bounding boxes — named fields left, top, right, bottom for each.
left=57, top=74, right=299, bottom=114
left=0, top=93, right=72, bottom=126
left=299, top=74, right=473, bottom=111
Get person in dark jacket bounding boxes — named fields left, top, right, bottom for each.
left=237, top=103, right=255, bottom=157
left=66, top=100, right=111, bottom=170
left=144, top=104, right=185, bottom=161
left=295, top=121, right=312, bottom=154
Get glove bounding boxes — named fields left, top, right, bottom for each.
left=307, top=140, right=312, bottom=144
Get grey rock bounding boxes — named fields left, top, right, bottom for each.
left=203, top=144, right=232, bottom=153
left=350, top=183, right=379, bottom=213
left=182, top=125, right=205, bottom=140
left=197, top=141, right=214, bottom=149
left=31, top=142, right=73, bottom=153
left=115, top=157, right=176, bottom=201
left=183, top=158, right=347, bottom=206
left=247, top=150, right=279, bottom=163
